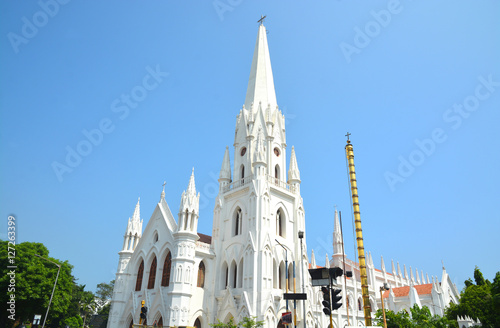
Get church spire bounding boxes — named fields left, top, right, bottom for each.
left=288, top=146, right=301, bottom=183
left=244, top=23, right=277, bottom=112
left=333, top=208, right=343, bottom=255
left=219, top=146, right=231, bottom=181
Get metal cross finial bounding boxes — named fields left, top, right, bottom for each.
left=345, top=132, right=351, bottom=141
left=257, top=15, right=266, bottom=25
left=162, top=181, right=166, bottom=192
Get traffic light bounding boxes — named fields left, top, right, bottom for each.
left=139, top=300, right=148, bottom=325
left=331, top=288, right=342, bottom=310
left=321, top=286, right=331, bottom=315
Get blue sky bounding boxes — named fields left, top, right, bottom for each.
left=1, top=1, right=499, bottom=293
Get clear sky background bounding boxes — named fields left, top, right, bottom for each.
left=1, top=1, right=499, bottom=293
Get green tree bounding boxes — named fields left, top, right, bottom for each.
left=445, top=267, right=500, bottom=328
left=210, top=317, right=263, bottom=328
left=0, top=241, right=74, bottom=328
left=474, top=266, right=486, bottom=286
left=239, top=316, right=264, bottom=328
left=80, top=289, right=98, bottom=327
left=210, top=317, right=238, bottom=328
left=96, top=280, right=115, bottom=309
left=375, top=308, right=413, bottom=328
left=95, top=280, right=115, bottom=327
left=375, top=305, right=452, bottom=328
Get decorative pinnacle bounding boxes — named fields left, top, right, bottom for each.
left=161, top=181, right=166, bottom=200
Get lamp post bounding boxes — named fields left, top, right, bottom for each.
left=35, top=254, right=61, bottom=328
left=380, top=283, right=390, bottom=328
left=298, top=231, right=306, bottom=328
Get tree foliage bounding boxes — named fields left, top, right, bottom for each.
left=445, top=267, right=500, bottom=328
left=0, top=241, right=75, bottom=328
left=0, top=240, right=100, bottom=328
left=374, top=305, right=452, bottom=328
left=210, top=317, right=264, bottom=328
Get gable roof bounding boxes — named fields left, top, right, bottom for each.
left=383, top=283, right=433, bottom=298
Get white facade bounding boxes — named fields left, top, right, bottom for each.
left=107, top=23, right=460, bottom=328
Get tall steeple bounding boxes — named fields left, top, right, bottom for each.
left=244, top=23, right=277, bottom=112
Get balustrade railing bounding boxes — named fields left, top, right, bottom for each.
left=222, top=174, right=297, bottom=194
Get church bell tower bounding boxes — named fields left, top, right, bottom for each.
left=210, top=21, right=309, bottom=327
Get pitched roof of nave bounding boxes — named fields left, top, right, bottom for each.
left=382, top=283, right=433, bottom=298
left=197, top=233, right=212, bottom=244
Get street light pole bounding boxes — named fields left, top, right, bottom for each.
left=380, top=283, right=390, bottom=328
left=298, top=231, right=306, bottom=328
left=35, top=254, right=61, bottom=328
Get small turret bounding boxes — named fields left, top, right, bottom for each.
left=253, top=128, right=267, bottom=177
left=219, top=147, right=231, bottom=191
left=178, top=168, right=200, bottom=233
left=287, top=146, right=301, bottom=190
left=121, top=198, right=143, bottom=252
left=310, top=249, right=316, bottom=269
left=332, top=209, right=343, bottom=255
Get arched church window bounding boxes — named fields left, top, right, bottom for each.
left=153, top=231, right=159, bottom=243
left=148, top=256, right=157, bottom=289
left=234, top=208, right=242, bottom=236
left=241, top=165, right=245, bottom=183
left=275, top=164, right=280, bottom=183
left=232, top=262, right=238, bottom=288
left=158, top=317, right=163, bottom=328
left=277, top=209, right=284, bottom=237
left=135, top=260, right=144, bottom=291
left=194, top=318, right=202, bottom=328
left=279, top=265, right=283, bottom=289
left=161, top=252, right=172, bottom=287
left=358, top=298, right=362, bottom=311
left=197, top=261, right=205, bottom=288
left=225, top=266, right=229, bottom=288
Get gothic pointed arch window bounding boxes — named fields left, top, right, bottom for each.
left=225, top=266, right=229, bottom=288
left=234, top=208, right=242, bottom=236
left=276, top=209, right=285, bottom=237
left=240, top=165, right=245, bottom=183
left=279, top=264, right=283, bottom=289
left=161, top=251, right=172, bottom=287
left=194, top=318, right=202, bottom=328
left=158, top=317, right=163, bottom=328
left=135, top=260, right=144, bottom=291
left=231, top=261, right=238, bottom=288
left=148, top=256, right=157, bottom=289
left=358, top=298, right=362, bottom=311
left=197, top=261, right=205, bottom=288
left=275, top=164, right=280, bottom=183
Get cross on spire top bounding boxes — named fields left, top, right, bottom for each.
left=257, top=15, right=266, bottom=25
left=345, top=132, right=351, bottom=142
left=162, top=181, right=166, bottom=192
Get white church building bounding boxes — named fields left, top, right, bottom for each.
left=107, top=23, right=460, bottom=328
